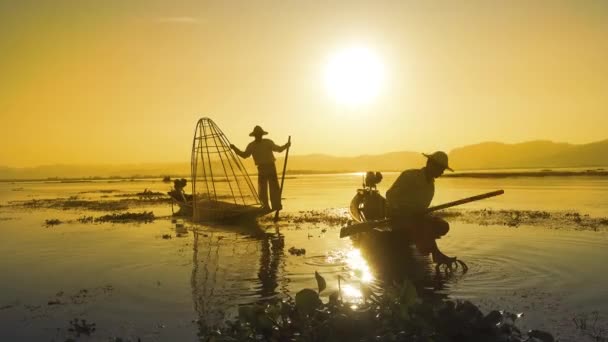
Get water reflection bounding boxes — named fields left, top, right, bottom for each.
left=351, top=231, right=448, bottom=298
left=189, top=223, right=285, bottom=328
left=186, top=221, right=448, bottom=330
left=341, top=283, right=364, bottom=304
left=257, top=228, right=285, bottom=299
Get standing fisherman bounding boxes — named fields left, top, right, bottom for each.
left=231, top=125, right=291, bottom=211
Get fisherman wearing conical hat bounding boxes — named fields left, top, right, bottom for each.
left=386, top=151, right=456, bottom=265
left=231, top=125, right=291, bottom=211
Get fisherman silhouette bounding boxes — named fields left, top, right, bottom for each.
left=231, top=125, right=291, bottom=211
left=386, top=151, right=459, bottom=269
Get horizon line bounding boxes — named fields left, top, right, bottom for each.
left=2, top=137, right=607, bottom=169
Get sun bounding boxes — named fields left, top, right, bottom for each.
left=324, top=46, right=385, bottom=106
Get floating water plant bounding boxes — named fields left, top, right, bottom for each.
left=198, top=272, right=556, bottom=342
left=44, top=219, right=62, bottom=227
left=77, top=211, right=155, bottom=223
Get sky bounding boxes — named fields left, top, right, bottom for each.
left=1, top=0, right=607, bottom=167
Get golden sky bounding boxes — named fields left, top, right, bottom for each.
left=1, top=1, right=607, bottom=167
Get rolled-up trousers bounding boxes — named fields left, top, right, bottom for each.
left=257, top=163, right=281, bottom=210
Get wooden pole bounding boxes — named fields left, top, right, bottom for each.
left=274, top=136, right=291, bottom=222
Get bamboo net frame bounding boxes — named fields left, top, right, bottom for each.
left=191, top=118, right=262, bottom=222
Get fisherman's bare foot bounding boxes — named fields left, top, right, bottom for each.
left=432, top=251, right=455, bottom=264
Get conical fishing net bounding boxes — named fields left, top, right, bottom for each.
left=191, top=118, right=262, bottom=222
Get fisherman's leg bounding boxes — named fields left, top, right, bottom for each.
left=412, top=216, right=451, bottom=259
left=257, top=168, right=270, bottom=209
left=389, top=213, right=421, bottom=253
left=267, top=164, right=282, bottom=210
left=430, top=216, right=450, bottom=239
left=423, top=216, right=455, bottom=263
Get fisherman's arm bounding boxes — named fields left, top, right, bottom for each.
left=271, top=139, right=291, bottom=152
left=230, top=143, right=252, bottom=158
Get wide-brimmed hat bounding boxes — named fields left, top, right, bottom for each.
left=422, top=151, right=453, bottom=171
left=249, top=125, right=268, bottom=137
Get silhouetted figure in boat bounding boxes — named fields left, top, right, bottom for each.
left=231, top=125, right=291, bottom=211
left=168, top=178, right=192, bottom=203
left=386, top=151, right=457, bottom=268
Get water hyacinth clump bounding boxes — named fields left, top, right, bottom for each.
left=77, top=211, right=155, bottom=224
left=199, top=273, right=555, bottom=342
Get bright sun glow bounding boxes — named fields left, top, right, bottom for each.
left=324, top=46, right=385, bottom=106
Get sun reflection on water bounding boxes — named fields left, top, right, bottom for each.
left=341, top=284, right=363, bottom=307
left=345, top=248, right=373, bottom=283
left=330, top=248, right=376, bottom=305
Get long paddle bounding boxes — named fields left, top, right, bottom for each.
left=340, top=189, right=504, bottom=238
left=274, top=136, right=291, bottom=222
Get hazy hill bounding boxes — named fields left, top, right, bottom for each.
left=448, top=140, right=573, bottom=170
left=535, top=139, right=608, bottom=168
left=449, top=139, right=608, bottom=170
left=1, top=139, right=607, bottom=180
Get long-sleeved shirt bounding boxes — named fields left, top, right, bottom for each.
left=233, top=139, right=286, bottom=166
left=386, top=168, right=434, bottom=215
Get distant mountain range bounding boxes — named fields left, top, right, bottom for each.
left=1, top=139, right=607, bottom=180
left=449, top=139, right=608, bottom=170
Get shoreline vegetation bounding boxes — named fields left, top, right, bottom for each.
left=199, top=273, right=558, bottom=342
left=1, top=168, right=607, bottom=183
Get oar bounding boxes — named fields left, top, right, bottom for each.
left=340, top=189, right=504, bottom=238
left=274, top=136, right=291, bottom=222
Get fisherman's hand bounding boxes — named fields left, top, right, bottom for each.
left=229, top=144, right=236, bottom=150
left=284, top=141, right=291, bottom=149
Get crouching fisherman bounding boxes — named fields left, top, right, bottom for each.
left=386, top=151, right=456, bottom=266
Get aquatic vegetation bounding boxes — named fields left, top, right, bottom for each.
left=261, top=208, right=608, bottom=234
left=199, top=273, right=555, bottom=342
left=76, top=216, right=95, bottom=223
left=44, top=218, right=62, bottom=227
left=67, top=318, right=96, bottom=337
left=9, top=193, right=170, bottom=212
left=62, top=198, right=128, bottom=211
left=77, top=211, right=155, bottom=223
left=573, top=311, right=608, bottom=342
left=12, top=197, right=130, bottom=211
left=78, top=189, right=118, bottom=194
left=261, top=209, right=351, bottom=226
left=135, top=189, right=167, bottom=200
left=438, top=209, right=608, bottom=231
left=93, top=211, right=155, bottom=223
left=288, top=247, right=306, bottom=256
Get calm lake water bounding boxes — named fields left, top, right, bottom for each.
left=0, top=173, right=607, bottom=341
